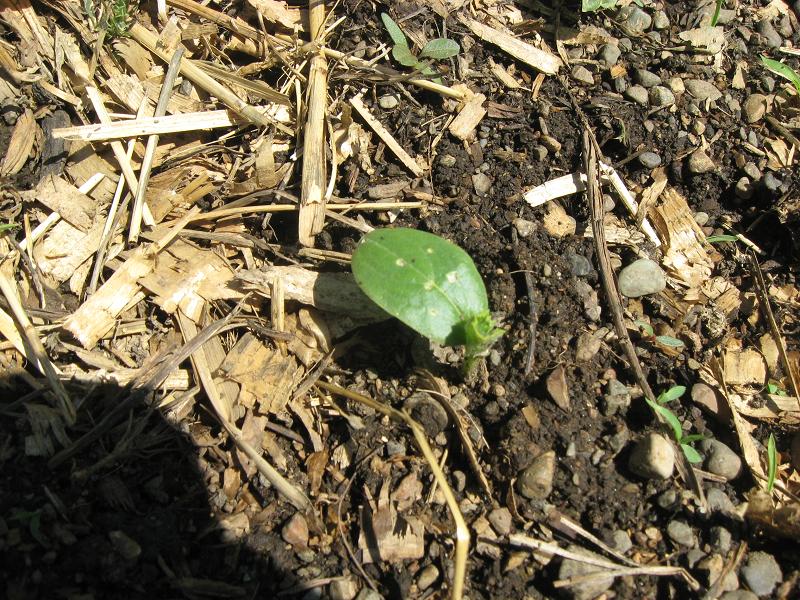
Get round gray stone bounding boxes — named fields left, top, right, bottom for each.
left=619, top=6, right=652, bottom=34
left=603, top=379, right=631, bottom=417
left=741, top=551, right=782, bottom=597
left=763, top=172, right=782, bottom=192
left=635, top=69, right=662, bottom=88
left=685, top=79, right=723, bottom=102
left=378, top=95, right=399, bottom=109
left=517, top=451, right=556, bottom=500
left=756, top=19, right=783, bottom=48
left=653, top=10, right=670, bottom=29
left=649, top=85, right=675, bottom=106
left=618, top=259, right=667, bottom=298
left=629, top=433, right=674, bottom=479
left=625, top=85, right=650, bottom=106
left=699, top=439, right=743, bottom=481
left=743, top=94, right=767, bottom=123
left=688, top=148, right=716, bottom=174
left=710, top=526, right=732, bottom=554
left=598, top=43, right=621, bottom=68
left=566, top=251, right=593, bottom=277
left=667, top=520, right=697, bottom=548
left=638, top=151, right=662, bottom=168
left=572, top=65, right=594, bottom=86
left=558, top=544, right=615, bottom=600
left=706, top=487, right=735, bottom=514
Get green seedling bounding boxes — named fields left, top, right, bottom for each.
left=380, top=13, right=460, bottom=84
left=351, top=228, right=503, bottom=372
left=633, top=321, right=685, bottom=351
left=646, top=385, right=706, bottom=463
left=767, top=432, right=777, bottom=493
left=84, top=0, right=135, bottom=38
left=761, top=56, right=800, bottom=94
left=710, top=0, right=724, bottom=26
left=0, top=222, right=20, bottom=233
left=766, top=380, right=788, bottom=396
left=706, top=234, right=738, bottom=244
left=582, top=0, right=618, bottom=11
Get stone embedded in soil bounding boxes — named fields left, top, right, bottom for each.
left=472, top=173, right=492, bottom=196
left=699, top=439, right=743, bottom=481
left=108, top=530, right=141, bottom=561
left=513, top=218, right=536, bottom=238
left=575, top=332, right=602, bottom=362
left=698, top=554, right=739, bottom=591
left=488, top=507, right=512, bottom=536
left=667, top=520, right=697, bottom=548
left=706, top=487, right=736, bottom=514
left=572, top=65, right=594, bottom=86
left=756, top=19, right=783, bottom=49
left=638, top=151, right=662, bottom=168
left=649, top=85, right=675, bottom=107
left=741, top=551, right=783, bottom=597
left=763, top=171, right=782, bottom=192
left=634, top=69, right=662, bottom=88
left=743, top=94, right=768, bottom=123
left=656, top=488, right=679, bottom=510
left=404, top=391, right=449, bottom=437
left=516, top=450, right=556, bottom=500
left=282, top=513, right=309, bottom=549
left=416, top=565, right=440, bottom=591
left=618, top=259, right=666, bottom=297
left=378, top=94, right=399, bottom=109
left=735, top=177, right=754, bottom=200
left=688, top=148, right=716, bottom=174
left=691, top=383, right=732, bottom=424
left=598, top=43, right=621, bottom=67
left=566, top=251, right=592, bottom=277
left=629, top=433, right=675, bottom=479
left=684, top=79, right=723, bottom=103
left=653, top=10, right=670, bottom=29
left=610, top=529, right=633, bottom=554
left=619, top=5, right=652, bottom=34
left=625, top=85, right=649, bottom=106
left=329, top=576, right=359, bottom=600
left=711, top=526, right=733, bottom=554
left=602, top=379, right=631, bottom=417
left=558, top=544, right=615, bottom=600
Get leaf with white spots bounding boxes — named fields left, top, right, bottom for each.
left=351, top=228, right=492, bottom=346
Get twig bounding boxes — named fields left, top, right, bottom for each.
left=129, top=46, right=184, bottom=244
left=0, top=270, right=74, bottom=424
left=523, top=270, right=537, bottom=376
left=299, top=0, right=329, bottom=246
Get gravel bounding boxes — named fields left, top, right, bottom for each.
left=649, top=85, right=675, bottom=106
left=618, top=259, right=667, bottom=297
left=558, top=545, right=615, bottom=600
left=629, top=433, right=674, bottom=479
left=602, top=379, right=631, bottom=417
left=706, top=487, right=736, bottom=514
left=667, top=520, right=697, bottom=548
left=598, top=43, right=621, bottom=67
left=743, top=94, right=767, bottom=123
left=688, top=148, right=716, bottom=174
left=517, top=451, right=556, bottom=500
left=684, top=79, right=723, bottom=102
left=741, top=551, right=783, bottom=597
left=699, top=439, right=743, bottom=481
left=638, top=151, right=662, bottom=168
left=634, top=69, right=661, bottom=88
left=625, top=85, right=649, bottom=106
left=572, top=65, right=594, bottom=86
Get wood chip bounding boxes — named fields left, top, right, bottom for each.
left=449, top=92, right=487, bottom=141
left=463, top=17, right=562, bottom=75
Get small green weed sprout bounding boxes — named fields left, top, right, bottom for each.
left=766, top=380, right=788, bottom=396
left=351, top=228, right=503, bottom=373
left=767, top=432, right=777, bottom=493
left=581, top=0, right=618, bottom=12
left=646, top=385, right=706, bottom=463
left=634, top=321, right=685, bottom=352
left=761, top=56, right=800, bottom=94
left=380, top=13, right=460, bottom=84
left=0, top=222, right=20, bottom=233
left=710, top=0, right=724, bottom=26
left=84, top=0, right=135, bottom=39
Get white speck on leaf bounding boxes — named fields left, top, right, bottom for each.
left=426, top=248, right=434, bottom=254
left=446, top=271, right=459, bottom=283
left=429, top=308, right=438, bottom=316
left=424, top=280, right=435, bottom=290
left=395, top=258, right=406, bottom=267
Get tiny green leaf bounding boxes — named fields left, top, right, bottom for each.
left=659, top=385, right=687, bottom=404
left=582, top=0, right=618, bottom=12
left=681, top=443, right=703, bottom=464
left=392, top=44, right=419, bottom=67
left=767, top=432, right=777, bottom=493
left=710, top=0, right=724, bottom=27
left=351, top=228, right=492, bottom=347
left=681, top=433, right=707, bottom=444
left=381, top=13, right=408, bottom=47
left=706, top=234, right=738, bottom=244
left=656, top=335, right=685, bottom=348
left=761, top=56, right=800, bottom=93
left=646, top=398, right=683, bottom=441
left=419, top=38, right=460, bottom=60
left=0, top=222, right=20, bottom=232
left=634, top=320, right=654, bottom=337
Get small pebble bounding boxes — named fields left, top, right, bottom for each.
left=634, top=69, right=662, bottom=88
left=620, top=6, right=652, bottom=34
left=741, top=551, right=783, bottom=597
left=378, top=95, right=399, bottom=109
left=487, top=507, right=513, bottom=536
left=684, top=79, right=723, bottom=102
left=629, top=433, right=675, bottom=479
left=624, top=85, right=650, bottom=106
left=108, top=531, right=141, bottom=561
left=638, top=151, right=662, bottom=168
left=472, top=173, right=492, bottom=196
left=653, top=10, right=670, bottom=30
left=513, top=218, right=536, bottom=238
left=720, top=592, right=759, bottom=600
left=706, top=487, right=735, bottom=514
left=763, top=171, right=782, bottom=192
left=694, top=211, right=710, bottom=226
left=699, top=439, right=743, bottom=481
left=355, top=589, right=384, bottom=600
left=688, top=149, right=716, bottom=174
left=735, top=177, right=754, bottom=200
left=649, top=85, right=675, bottom=107
left=575, top=332, right=601, bottom=362
left=517, top=451, right=556, bottom=500
left=598, top=43, right=621, bottom=67
left=743, top=162, right=761, bottom=181
left=572, top=65, right=594, bottom=86
left=541, top=135, right=562, bottom=154
left=710, top=526, right=732, bottom=554
left=618, top=259, right=667, bottom=297
left=756, top=19, right=783, bottom=48
left=667, top=520, right=697, bottom=548
left=602, top=379, right=631, bottom=417
left=329, top=576, right=358, bottom=600
left=610, top=530, right=632, bottom=554
left=417, top=565, right=440, bottom=591
left=558, top=544, right=615, bottom=600
left=566, top=251, right=593, bottom=278
left=656, top=489, right=678, bottom=510
left=743, top=94, right=768, bottom=123
left=282, top=513, right=309, bottom=549
left=668, top=77, right=685, bottom=95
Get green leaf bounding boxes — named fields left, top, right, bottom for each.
left=761, top=56, right=800, bottom=93
left=391, top=43, right=419, bottom=67
left=381, top=13, right=408, bottom=47
left=681, top=443, right=703, bottom=464
left=352, top=228, right=491, bottom=347
left=706, top=234, right=738, bottom=244
left=710, top=0, right=724, bottom=27
left=767, top=432, right=777, bottom=493
left=634, top=320, right=654, bottom=336
left=646, top=398, right=683, bottom=441
left=582, top=0, right=618, bottom=12
left=0, top=222, right=20, bottom=232
left=419, top=38, right=460, bottom=60
left=681, top=433, right=707, bottom=444
left=659, top=385, right=686, bottom=404
left=656, top=335, right=685, bottom=348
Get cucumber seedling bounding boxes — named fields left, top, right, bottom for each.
left=351, top=228, right=503, bottom=372
left=380, top=13, right=460, bottom=84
